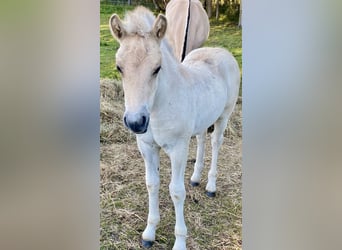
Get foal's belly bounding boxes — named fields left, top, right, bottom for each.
left=192, top=107, right=224, bottom=135
left=191, top=88, right=227, bottom=135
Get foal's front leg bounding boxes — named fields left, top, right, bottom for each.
left=137, top=138, right=161, bottom=247
left=167, top=140, right=190, bottom=250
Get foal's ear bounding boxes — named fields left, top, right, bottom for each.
left=151, top=14, right=167, bottom=41
left=109, top=14, right=126, bottom=41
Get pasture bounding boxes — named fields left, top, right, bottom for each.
left=100, top=3, right=242, bottom=80
left=100, top=3, right=242, bottom=250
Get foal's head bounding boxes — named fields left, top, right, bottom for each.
left=109, top=9, right=167, bottom=134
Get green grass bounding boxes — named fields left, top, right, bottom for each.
left=100, top=3, right=242, bottom=80
left=100, top=4, right=134, bottom=79
left=205, top=21, right=242, bottom=71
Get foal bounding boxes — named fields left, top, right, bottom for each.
left=109, top=6, right=240, bottom=250
left=165, top=0, right=210, bottom=61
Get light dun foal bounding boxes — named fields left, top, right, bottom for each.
left=109, top=7, right=239, bottom=250
left=166, top=0, right=209, bottom=61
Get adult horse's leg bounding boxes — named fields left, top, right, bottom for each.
left=190, top=131, right=206, bottom=186
left=137, top=138, right=161, bottom=248
left=206, top=114, right=230, bottom=197
left=167, top=140, right=189, bottom=250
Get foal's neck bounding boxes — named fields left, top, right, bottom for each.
left=152, top=41, right=183, bottom=110
left=159, top=40, right=183, bottom=84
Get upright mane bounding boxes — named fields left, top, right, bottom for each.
left=123, top=6, right=155, bottom=37
left=121, top=6, right=174, bottom=57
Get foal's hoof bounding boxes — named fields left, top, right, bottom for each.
left=207, top=124, right=215, bottom=133
left=141, top=239, right=154, bottom=248
left=206, top=191, right=216, bottom=197
left=190, top=181, right=200, bottom=187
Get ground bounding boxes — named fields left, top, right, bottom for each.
left=100, top=79, right=242, bottom=249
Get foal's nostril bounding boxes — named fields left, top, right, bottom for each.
left=141, top=115, right=146, bottom=125
left=123, top=116, right=128, bottom=128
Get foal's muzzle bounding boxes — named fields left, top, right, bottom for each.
left=123, top=109, right=150, bottom=134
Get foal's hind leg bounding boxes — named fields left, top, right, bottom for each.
left=190, top=131, right=206, bottom=186
left=206, top=114, right=230, bottom=197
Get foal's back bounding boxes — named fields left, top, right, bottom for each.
left=183, top=47, right=240, bottom=101
left=179, top=47, right=240, bottom=135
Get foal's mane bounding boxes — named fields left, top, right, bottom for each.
left=123, top=6, right=155, bottom=37
left=122, top=6, right=175, bottom=59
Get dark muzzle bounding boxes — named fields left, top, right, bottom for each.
left=123, top=113, right=149, bottom=134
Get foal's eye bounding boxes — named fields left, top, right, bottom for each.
left=152, top=66, right=161, bottom=76
left=116, top=65, right=123, bottom=74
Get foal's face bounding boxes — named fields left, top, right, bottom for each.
left=109, top=13, right=167, bottom=134
left=116, top=36, right=162, bottom=133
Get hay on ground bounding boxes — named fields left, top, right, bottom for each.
left=100, top=78, right=242, bottom=249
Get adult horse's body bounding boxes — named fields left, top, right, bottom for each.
left=165, top=0, right=210, bottom=61
left=109, top=7, right=239, bottom=250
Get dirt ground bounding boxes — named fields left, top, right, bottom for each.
left=100, top=79, right=242, bottom=249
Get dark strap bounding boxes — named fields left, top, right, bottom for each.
left=181, top=0, right=191, bottom=62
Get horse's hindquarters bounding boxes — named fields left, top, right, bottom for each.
left=182, top=48, right=240, bottom=134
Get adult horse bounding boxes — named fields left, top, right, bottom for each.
left=109, top=6, right=239, bottom=250
left=166, top=0, right=210, bottom=61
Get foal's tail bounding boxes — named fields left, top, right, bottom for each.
left=181, top=0, right=191, bottom=62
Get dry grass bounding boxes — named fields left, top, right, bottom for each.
left=100, top=79, right=242, bottom=249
